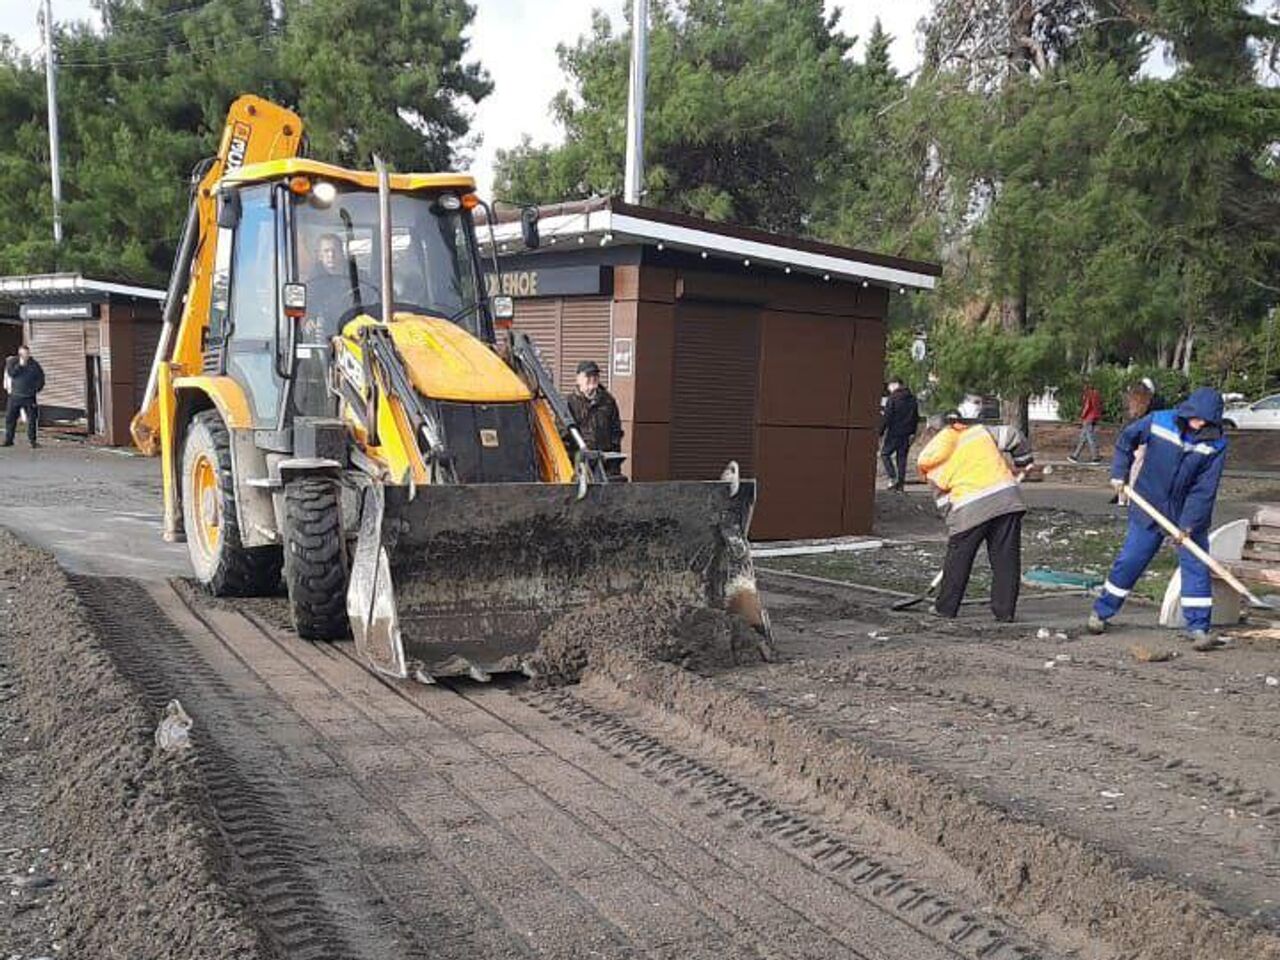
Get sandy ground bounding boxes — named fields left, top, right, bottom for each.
left=0, top=531, right=262, bottom=960
left=2, top=441, right=1278, bottom=959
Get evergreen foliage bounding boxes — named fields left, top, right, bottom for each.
left=497, top=0, right=1280, bottom=400
left=0, top=0, right=490, bottom=285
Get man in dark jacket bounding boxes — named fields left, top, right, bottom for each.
left=566, top=360, right=623, bottom=472
left=879, top=378, right=919, bottom=492
left=1088, top=387, right=1227, bottom=649
left=4, top=345, right=45, bottom=448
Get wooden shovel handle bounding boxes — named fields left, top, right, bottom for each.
left=1121, top=483, right=1269, bottom=607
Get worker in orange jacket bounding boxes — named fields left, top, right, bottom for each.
left=917, top=398, right=1035, bottom=621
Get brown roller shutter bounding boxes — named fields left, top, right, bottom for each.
left=512, top=299, right=560, bottom=388
left=558, top=297, right=612, bottom=390
left=132, top=321, right=163, bottom=410
left=669, top=305, right=759, bottom=480
left=27, top=321, right=86, bottom=412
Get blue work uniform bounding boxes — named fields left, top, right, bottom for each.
left=1093, top=387, right=1227, bottom=631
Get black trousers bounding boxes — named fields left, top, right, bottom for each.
left=880, top=436, right=911, bottom=488
left=935, top=511, right=1023, bottom=621
left=4, top=397, right=37, bottom=445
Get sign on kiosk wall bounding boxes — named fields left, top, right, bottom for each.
left=612, top=337, right=634, bottom=378
left=484, top=265, right=609, bottom=299
left=19, top=302, right=95, bottom=321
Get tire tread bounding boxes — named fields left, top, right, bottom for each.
left=283, top=476, right=350, bottom=640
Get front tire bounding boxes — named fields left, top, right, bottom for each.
left=181, top=411, right=283, bottom=595
left=1223, top=420, right=1238, bottom=431
left=283, top=477, right=350, bottom=640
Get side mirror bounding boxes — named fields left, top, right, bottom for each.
left=216, top=188, right=241, bottom=229
left=283, top=282, right=307, bottom=318
left=520, top=207, right=540, bottom=250
left=491, top=295, right=515, bottom=322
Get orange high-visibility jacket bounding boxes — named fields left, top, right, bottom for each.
left=917, top=422, right=1033, bottom=533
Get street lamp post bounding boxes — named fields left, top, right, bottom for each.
left=623, top=0, right=648, bottom=204
left=41, top=0, right=64, bottom=246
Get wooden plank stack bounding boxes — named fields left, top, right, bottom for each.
left=1226, top=506, right=1280, bottom=588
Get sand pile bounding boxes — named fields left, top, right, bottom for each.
left=526, top=589, right=771, bottom=686
left=0, top=531, right=264, bottom=959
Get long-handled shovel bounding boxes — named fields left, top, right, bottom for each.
left=1122, top=483, right=1276, bottom=611
left=891, top=570, right=945, bottom=611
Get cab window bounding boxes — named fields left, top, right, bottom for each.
left=224, top=184, right=283, bottom=425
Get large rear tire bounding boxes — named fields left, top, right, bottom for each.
left=283, top=477, right=351, bottom=640
left=181, top=411, right=283, bottom=596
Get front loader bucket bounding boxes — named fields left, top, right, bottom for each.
left=346, top=478, right=771, bottom=681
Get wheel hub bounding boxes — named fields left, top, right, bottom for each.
left=191, top=454, right=222, bottom=554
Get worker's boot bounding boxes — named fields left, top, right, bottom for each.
left=1086, top=612, right=1108, bottom=635
left=1186, top=628, right=1224, bottom=652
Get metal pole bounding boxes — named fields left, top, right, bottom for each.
left=623, top=0, right=647, bottom=204
left=41, top=0, right=64, bottom=246
left=373, top=155, right=394, bottom=322
left=1263, top=306, right=1277, bottom=393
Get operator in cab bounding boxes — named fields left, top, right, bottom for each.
left=304, top=233, right=364, bottom=341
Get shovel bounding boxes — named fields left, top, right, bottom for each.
left=1121, top=483, right=1277, bottom=611
left=890, top=570, right=945, bottom=611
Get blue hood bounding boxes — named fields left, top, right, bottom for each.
left=1176, top=386, right=1224, bottom=426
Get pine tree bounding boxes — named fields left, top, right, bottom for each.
left=0, top=0, right=491, bottom=284
left=495, top=0, right=856, bottom=234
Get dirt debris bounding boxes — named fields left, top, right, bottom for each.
left=588, top=647, right=1280, bottom=960
left=0, top=531, right=263, bottom=960
left=527, top=588, right=771, bottom=686
left=1130, top=643, right=1178, bottom=662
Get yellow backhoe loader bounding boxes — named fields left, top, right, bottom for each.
left=134, top=95, right=770, bottom=681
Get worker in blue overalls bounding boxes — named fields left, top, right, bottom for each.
left=1087, top=386, right=1228, bottom=651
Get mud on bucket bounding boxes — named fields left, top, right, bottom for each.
left=346, top=478, right=772, bottom=682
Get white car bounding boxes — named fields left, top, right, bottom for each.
left=1222, top=394, right=1280, bottom=430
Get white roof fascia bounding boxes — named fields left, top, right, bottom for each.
left=484, top=210, right=936, bottom=290
left=608, top=213, right=937, bottom=291
left=84, top=278, right=166, bottom=301
left=484, top=209, right=613, bottom=248
left=0, top=273, right=164, bottom=301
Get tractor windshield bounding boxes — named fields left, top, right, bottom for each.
left=291, top=184, right=484, bottom=344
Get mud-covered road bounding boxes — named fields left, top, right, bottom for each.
left=3, top=441, right=1278, bottom=959
left=2, top=541, right=1065, bottom=959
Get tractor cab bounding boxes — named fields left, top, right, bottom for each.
left=209, top=160, right=498, bottom=429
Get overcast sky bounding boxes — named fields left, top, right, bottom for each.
left=2, top=0, right=932, bottom=194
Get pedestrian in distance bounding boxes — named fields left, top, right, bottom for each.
left=879, top=376, right=919, bottom=492
left=566, top=360, right=624, bottom=475
left=3, top=344, right=45, bottom=449
left=917, top=398, right=1035, bottom=622
left=1087, top=387, right=1228, bottom=651
left=1110, top=381, right=1154, bottom=505
left=1069, top=379, right=1103, bottom=463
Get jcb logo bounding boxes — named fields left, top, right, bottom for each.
left=336, top=345, right=366, bottom=392
left=226, top=122, right=251, bottom=170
